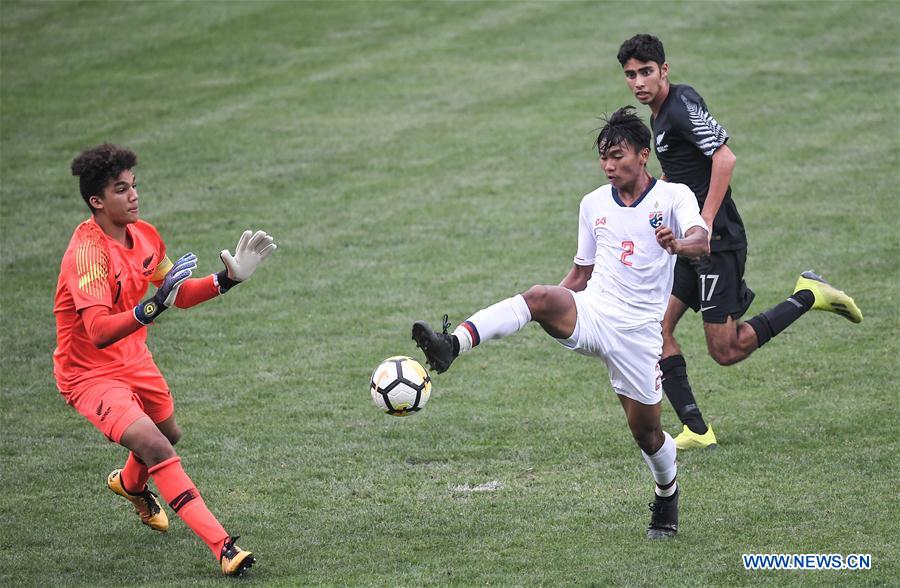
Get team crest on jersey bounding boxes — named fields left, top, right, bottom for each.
left=649, top=211, right=663, bottom=228
left=656, top=132, right=669, bottom=153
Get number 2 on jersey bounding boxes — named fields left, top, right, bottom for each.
left=620, top=240, right=635, bottom=267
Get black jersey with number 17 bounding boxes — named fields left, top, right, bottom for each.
left=651, top=84, right=747, bottom=252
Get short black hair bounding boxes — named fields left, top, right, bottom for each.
left=595, top=106, right=651, bottom=157
left=617, top=34, right=665, bottom=66
left=71, top=143, right=137, bottom=210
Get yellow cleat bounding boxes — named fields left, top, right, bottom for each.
left=107, top=469, right=169, bottom=532
left=220, top=536, right=256, bottom=576
left=674, top=424, right=717, bottom=450
left=794, top=270, right=862, bottom=323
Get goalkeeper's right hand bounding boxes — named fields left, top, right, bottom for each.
left=134, top=252, right=197, bottom=325
left=217, top=230, right=277, bottom=293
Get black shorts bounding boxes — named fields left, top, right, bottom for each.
left=671, top=249, right=755, bottom=324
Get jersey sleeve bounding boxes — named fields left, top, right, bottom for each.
left=573, top=196, right=596, bottom=266
left=672, top=184, right=707, bottom=236
left=173, top=274, right=219, bottom=308
left=672, top=87, right=730, bottom=158
left=81, top=305, right=143, bottom=347
left=66, top=229, right=113, bottom=310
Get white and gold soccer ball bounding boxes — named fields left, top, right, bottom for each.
left=370, top=356, right=432, bottom=416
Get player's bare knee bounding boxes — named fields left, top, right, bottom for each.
left=522, top=285, right=550, bottom=318
left=708, top=347, right=731, bottom=365
left=165, top=426, right=182, bottom=446
left=635, top=433, right=661, bottom=455
left=708, top=346, right=741, bottom=366
left=630, top=425, right=663, bottom=454
left=706, top=332, right=738, bottom=365
left=134, top=436, right=177, bottom=467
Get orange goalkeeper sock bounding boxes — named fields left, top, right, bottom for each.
left=148, top=456, right=229, bottom=557
left=120, top=452, right=150, bottom=494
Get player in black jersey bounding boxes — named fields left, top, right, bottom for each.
left=616, top=34, right=863, bottom=449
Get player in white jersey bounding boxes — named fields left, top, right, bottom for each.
left=574, top=177, right=704, bottom=330
left=412, top=106, right=709, bottom=539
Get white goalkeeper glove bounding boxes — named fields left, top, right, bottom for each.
left=217, top=230, right=277, bottom=293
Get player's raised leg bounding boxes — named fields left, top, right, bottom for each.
left=412, top=286, right=577, bottom=373
left=618, top=395, right=679, bottom=539
left=120, top=417, right=256, bottom=576
left=706, top=271, right=862, bottom=367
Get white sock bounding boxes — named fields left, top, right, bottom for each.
left=655, top=481, right=677, bottom=498
left=452, top=294, right=532, bottom=354
left=641, top=431, right=677, bottom=489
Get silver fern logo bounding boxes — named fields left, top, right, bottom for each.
left=656, top=131, right=668, bottom=153
left=681, top=95, right=728, bottom=156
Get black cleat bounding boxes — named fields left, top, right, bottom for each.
left=411, top=314, right=457, bottom=374
left=646, top=487, right=679, bottom=540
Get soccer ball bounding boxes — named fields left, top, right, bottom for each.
left=370, top=356, right=432, bottom=416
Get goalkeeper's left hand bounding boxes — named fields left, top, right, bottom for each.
left=134, top=252, right=197, bottom=324
left=217, top=230, right=277, bottom=293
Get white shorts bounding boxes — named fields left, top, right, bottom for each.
left=557, top=289, right=663, bottom=405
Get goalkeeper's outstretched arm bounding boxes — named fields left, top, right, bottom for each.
left=83, top=231, right=277, bottom=347
left=173, top=229, right=278, bottom=306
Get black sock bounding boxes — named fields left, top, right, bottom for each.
left=746, top=289, right=814, bottom=348
left=659, top=355, right=707, bottom=435
left=657, top=489, right=678, bottom=502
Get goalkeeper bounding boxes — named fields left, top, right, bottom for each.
left=53, top=144, right=276, bottom=577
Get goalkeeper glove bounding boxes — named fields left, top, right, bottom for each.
left=216, top=230, right=277, bottom=293
left=134, top=252, right=197, bottom=325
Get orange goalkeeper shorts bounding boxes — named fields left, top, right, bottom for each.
left=63, top=361, right=174, bottom=443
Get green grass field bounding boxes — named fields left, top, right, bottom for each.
left=2, top=1, right=898, bottom=585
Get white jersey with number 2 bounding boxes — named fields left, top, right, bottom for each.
left=573, top=178, right=705, bottom=329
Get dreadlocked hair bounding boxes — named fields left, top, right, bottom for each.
left=594, top=106, right=651, bottom=158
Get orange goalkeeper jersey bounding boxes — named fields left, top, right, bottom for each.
left=53, top=218, right=172, bottom=391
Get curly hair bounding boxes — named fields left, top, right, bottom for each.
left=595, top=106, right=651, bottom=158
left=617, top=34, right=665, bottom=67
left=71, top=144, right=137, bottom=210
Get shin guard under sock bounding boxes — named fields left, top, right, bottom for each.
left=641, top=431, right=677, bottom=492
left=746, top=290, right=814, bottom=348
left=148, top=456, right=229, bottom=558
left=658, top=355, right=707, bottom=434
left=453, top=294, right=532, bottom=353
